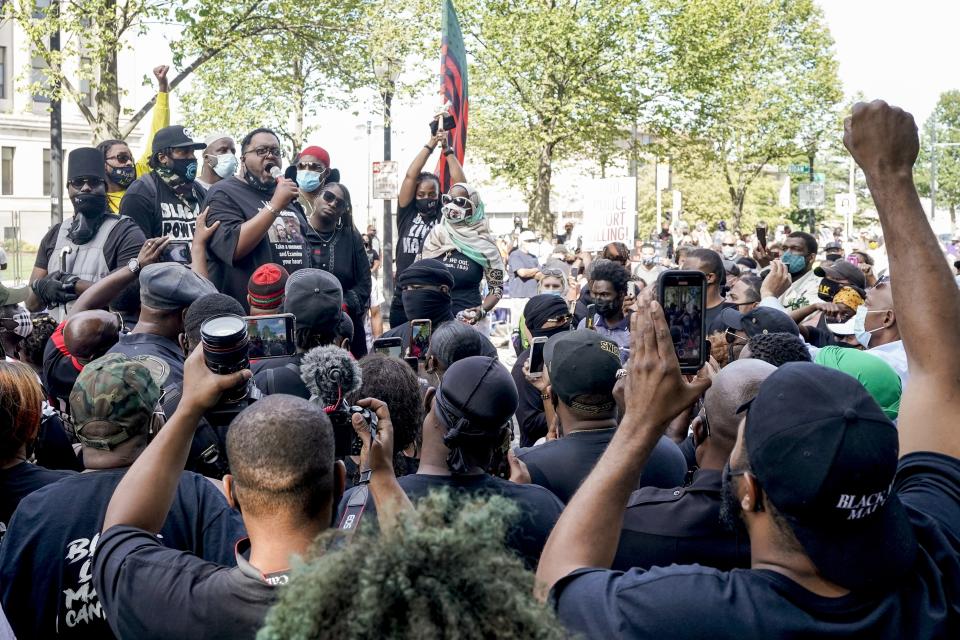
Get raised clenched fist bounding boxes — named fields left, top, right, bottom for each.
left=843, top=100, right=919, bottom=180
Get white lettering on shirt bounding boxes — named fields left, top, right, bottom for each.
left=62, top=533, right=105, bottom=628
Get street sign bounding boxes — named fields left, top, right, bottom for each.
left=789, top=163, right=811, bottom=175
left=372, top=161, right=399, bottom=199
left=798, top=183, right=825, bottom=209
left=813, top=172, right=826, bottom=184
left=835, top=193, right=855, bottom=217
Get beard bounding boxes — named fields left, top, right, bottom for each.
left=719, top=462, right=744, bottom=533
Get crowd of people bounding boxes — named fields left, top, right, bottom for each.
left=0, top=82, right=957, bottom=639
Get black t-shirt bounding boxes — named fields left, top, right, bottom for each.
left=35, top=216, right=145, bottom=273
left=612, top=468, right=751, bottom=572
left=705, top=301, right=736, bottom=335
left=516, top=429, right=687, bottom=504
left=0, top=462, right=74, bottom=528
left=338, top=473, right=564, bottom=568
left=553, top=452, right=960, bottom=639
left=94, top=526, right=278, bottom=640
left=107, top=332, right=185, bottom=389
left=120, top=173, right=206, bottom=240
left=204, top=176, right=310, bottom=309
left=395, top=202, right=440, bottom=280
left=439, top=249, right=486, bottom=314
left=252, top=355, right=308, bottom=399
left=0, top=468, right=245, bottom=639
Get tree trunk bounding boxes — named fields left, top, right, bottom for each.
left=530, top=141, right=555, bottom=235
left=92, top=0, right=122, bottom=142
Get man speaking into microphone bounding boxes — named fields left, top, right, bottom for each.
left=204, top=128, right=308, bottom=310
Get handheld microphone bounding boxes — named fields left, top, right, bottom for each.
left=300, top=346, right=362, bottom=457
left=269, top=166, right=283, bottom=181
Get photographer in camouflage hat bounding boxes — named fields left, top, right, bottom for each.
left=0, top=353, right=244, bottom=638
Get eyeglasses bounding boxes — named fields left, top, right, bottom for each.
left=297, top=161, right=328, bottom=172
left=321, top=190, right=346, bottom=211
left=724, top=329, right=748, bottom=345
left=68, top=177, right=105, bottom=189
left=244, top=146, right=282, bottom=158
left=106, top=153, right=134, bottom=165
left=541, top=268, right=565, bottom=278
left=441, top=194, right=471, bottom=208
left=544, top=313, right=572, bottom=325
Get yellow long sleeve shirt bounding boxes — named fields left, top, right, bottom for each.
left=107, top=91, right=170, bottom=213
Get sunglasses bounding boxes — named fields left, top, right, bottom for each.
left=245, top=146, right=282, bottom=158
left=297, top=161, right=328, bottom=173
left=68, top=177, right=105, bottom=189
left=320, top=190, right=345, bottom=211
left=541, top=268, right=565, bottom=278
left=441, top=194, right=471, bottom=208
left=545, top=313, right=572, bottom=325
left=106, top=153, right=134, bottom=165
left=724, top=329, right=748, bottom=345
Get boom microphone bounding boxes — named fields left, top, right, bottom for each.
left=300, top=345, right=362, bottom=457
left=300, top=345, right=361, bottom=410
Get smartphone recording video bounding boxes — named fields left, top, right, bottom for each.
left=373, top=336, right=403, bottom=359
left=245, top=313, right=296, bottom=359
left=161, top=240, right=192, bottom=265
left=529, top=336, right=547, bottom=378
left=409, top=319, right=432, bottom=360
left=657, top=271, right=706, bottom=374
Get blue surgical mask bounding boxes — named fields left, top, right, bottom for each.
left=542, top=290, right=563, bottom=296
left=852, top=304, right=887, bottom=348
left=297, top=170, right=323, bottom=193
left=209, top=153, right=238, bottom=179
left=780, top=252, right=807, bottom=274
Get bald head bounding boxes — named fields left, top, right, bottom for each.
left=703, top=359, right=777, bottom=451
left=64, top=311, right=121, bottom=362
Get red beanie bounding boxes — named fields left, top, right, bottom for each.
left=247, top=263, right=289, bottom=310
left=298, top=146, right=330, bottom=167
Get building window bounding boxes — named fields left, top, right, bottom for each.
left=1, top=147, right=14, bottom=195
left=31, top=55, right=50, bottom=104
left=0, top=47, right=6, bottom=100
left=43, top=148, right=52, bottom=196
left=79, top=57, right=92, bottom=106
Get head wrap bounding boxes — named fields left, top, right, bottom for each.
left=814, top=346, right=902, bottom=420
left=523, top=294, right=571, bottom=340
left=397, top=259, right=455, bottom=289
left=434, top=356, right=518, bottom=474
left=421, top=183, right=504, bottom=271
left=833, top=286, right=864, bottom=311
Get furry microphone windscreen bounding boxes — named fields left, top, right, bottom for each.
left=299, top=345, right=362, bottom=407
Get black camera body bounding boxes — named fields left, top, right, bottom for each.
left=348, top=405, right=378, bottom=456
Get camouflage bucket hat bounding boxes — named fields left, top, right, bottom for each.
left=69, top=353, right=161, bottom=450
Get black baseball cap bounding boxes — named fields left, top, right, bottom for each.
left=152, top=125, right=206, bottom=154
left=720, top=306, right=799, bottom=337
left=741, top=362, right=917, bottom=591
left=284, top=269, right=343, bottom=329
left=545, top=330, right=621, bottom=413
left=824, top=241, right=843, bottom=252
left=814, top=260, right=866, bottom=289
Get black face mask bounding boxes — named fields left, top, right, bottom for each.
left=415, top=198, right=440, bottom=216
left=107, top=165, right=135, bottom=188
left=530, top=323, right=570, bottom=340
left=402, top=289, right=453, bottom=323
left=817, top=277, right=845, bottom=302
left=67, top=209, right=106, bottom=244
left=72, top=192, right=108, bottom=218
left=242, top=160, right=276, bottom=193
left=170, top=157, right=198, bottom=182
left=594, top=299, right=620, bottom=318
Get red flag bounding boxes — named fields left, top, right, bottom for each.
left=436, top=0, right=468, bottom=192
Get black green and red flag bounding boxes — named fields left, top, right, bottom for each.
left=435, top=0, right=468, bottom=192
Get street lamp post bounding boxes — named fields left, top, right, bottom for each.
left=374, top=57, right=401, bottom=306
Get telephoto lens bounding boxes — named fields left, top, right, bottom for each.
left=200, top=314, right=250, bottom=403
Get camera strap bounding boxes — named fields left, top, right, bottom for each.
left=335, top=469, right=371, bottom=545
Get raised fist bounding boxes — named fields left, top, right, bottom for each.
left=843, top=100, right=919, bottom=180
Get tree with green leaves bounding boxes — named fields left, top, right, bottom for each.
left=916, top=90, right=960, bottom=227
left=5, top=0, right=363, bottom=142
left=658, top=0, right=841, bottom=232
left=462, top=0, right=654, bottom=233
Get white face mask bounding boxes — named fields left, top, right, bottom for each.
left=207, top=153, right=238, bottom=179
left=852, top=305, right=889, bottom=348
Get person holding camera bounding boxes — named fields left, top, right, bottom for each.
left=91, top=346, right=411, bottom=639
left=0, top=353, right=245, bottom=639
left=26, top=148, right=147, bottom=322
left=120, top=125, right=208, bottom=245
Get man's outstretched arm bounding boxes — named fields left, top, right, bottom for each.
left=844, top=100, right=960, bottom=458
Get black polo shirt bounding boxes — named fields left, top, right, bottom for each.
left=94, top=527, right=282, bottom=640
left=611, top=468, right=751, bottom=571
left=516, top=429, right=687, bottom=504
left=107, top=332, right=185, bottom=389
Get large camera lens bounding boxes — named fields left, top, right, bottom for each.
left=200, top=314, right=249, bottom=403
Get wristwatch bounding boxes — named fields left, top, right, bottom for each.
left=127, top=258, right=141, bottom=274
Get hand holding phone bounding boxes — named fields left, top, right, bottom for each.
left=244, top=313, right=296, bottom=359
left=528, top=337, right=548, bottom=378
left=409, top=319, right=432, bottom=360
left=656, top=270, right=707, bottom=374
